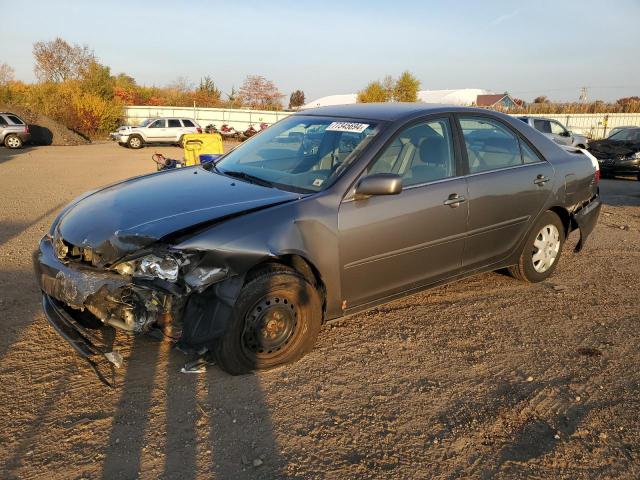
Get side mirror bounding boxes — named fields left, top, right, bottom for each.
left=563, top=130, right=572, bottom=137
left=355, top=173, right=402, bottom=198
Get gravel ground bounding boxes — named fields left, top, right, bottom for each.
left=0, top=142, right=639, bottom=480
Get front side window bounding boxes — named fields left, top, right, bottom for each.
left=0, top=116, right=7, bottom=127
left=533, top=119, right=551, bottom=134
left=366, top=118, right=455, bottom=186
left=459, top=117, right=522, bottom=173
left=149, top=119, right=166, bottom=128
left=550, top=121, right=567, bottom=136
left=214, top=115, right=378, bottom=193
left=168, top=119, right=181, bottom=128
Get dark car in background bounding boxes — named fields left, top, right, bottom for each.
left=34, top=104, right=601, bottom=376
left=0, top=112, right=30, bottom=149
left=588, top=127, right=640, bottom=180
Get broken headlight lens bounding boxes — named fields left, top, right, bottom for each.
left=136, top=255, right=180, bottom=282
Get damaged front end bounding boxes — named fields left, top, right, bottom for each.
left=34, top=231, right=243, bottom=370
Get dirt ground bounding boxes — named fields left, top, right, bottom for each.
left=0, top=142, right=639, bottom=480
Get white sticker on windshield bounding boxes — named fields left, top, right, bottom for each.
left=326, top=122, right=369, bottom=133
left=312, top=178, right=324, bottom=187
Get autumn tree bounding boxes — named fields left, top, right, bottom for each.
left=393, top=71, right=420, bottom=102
left=239, top=75, right=284, bottom=110
left=0, top=63, right=14, bottom=85
left=357, top=80, right=391, bottom=103
left=32, top=38, right=95, bottom=82
left=289, top=90, right=305, bottom=109
left=533, top=95, right=549, bottom=104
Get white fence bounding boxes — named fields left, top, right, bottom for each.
left=123, top=106, right=640, bottom=139
left=123, top=106, right=292, bottom=132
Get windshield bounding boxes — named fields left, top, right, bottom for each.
left=609, top=128, right=640, bottom=142
left=139, top=118, right=153, bottom=127
left=212, top=115, right=379, bottom=193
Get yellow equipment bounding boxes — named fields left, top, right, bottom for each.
left=182, top=133, right=223, bottom=166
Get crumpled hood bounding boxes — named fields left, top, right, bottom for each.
left=55, top=167, right=300, bottom=262
left=588, top=139, right=640, bottom=159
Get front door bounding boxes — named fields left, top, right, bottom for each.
left=338, top=117, right=468, bottom=309
left=457, top=116, right=555, bottom=268
left=146, top=119, right=167, bottom=141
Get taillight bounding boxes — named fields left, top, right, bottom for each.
left=196, top=127, right=202, bottom=133
left=594, top=169, right=600, bottom=184
left=24, top=125, right=29, bottom=133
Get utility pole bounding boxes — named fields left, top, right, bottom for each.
left=579, top=87, right=588, bottom=103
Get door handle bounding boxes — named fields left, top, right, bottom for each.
left=534, top=174, right=550, bottom=186
left=443, top=193, right=466, bottom=207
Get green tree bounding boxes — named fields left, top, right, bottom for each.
left=80, top=61, right=115, bottom=99
left=357, top=81, right=391, bottom=103
left=393, top=71, right=420, bottom=102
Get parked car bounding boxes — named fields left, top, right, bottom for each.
left=517, top=116, right=588, bottom=149
left=588, top=127, right=640, bottom=180
left=607, top=126, right=637, bottom=138
left=116, top=117, right=202, bottom=149
left=35, top=104, right=601, bottom=376
left=0, top=112, right=30, bottom=149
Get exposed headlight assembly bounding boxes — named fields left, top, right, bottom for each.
left=114, top=254, right=181, bottom=282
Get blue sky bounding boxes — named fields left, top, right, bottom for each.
left=1, top=0, right=639, bottom=102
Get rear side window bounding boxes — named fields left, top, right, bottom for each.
left=7, top=115, right=24, bottom=125
left=168, top=119, right=181, bottom=128
left=533, top=119, right=551, bottom=134
left=182, top=119, right=195, bottom=127
left=459, top=117, right=522, bottom=173
left=520, top=141, right=542, bottom=164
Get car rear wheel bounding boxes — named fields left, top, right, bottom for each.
left=4, top=134, right=23, bottom=149
left=127, top=135, right=144, bottom=149
left=509, top=211, right=565, bottom=283
left=214, top=265, right=322, bottom=375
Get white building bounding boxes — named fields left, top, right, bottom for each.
left=301, top=88, right=492, bottom=109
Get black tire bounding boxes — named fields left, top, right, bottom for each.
left=215, top=265, right=322, bottom=375
left=127, top=135, right=144, bottom=149
left=637, top=173, right=640, bottom=182
left=508, top=211, right=565, bottom=283
left=4, top=134, right=23, bottom=149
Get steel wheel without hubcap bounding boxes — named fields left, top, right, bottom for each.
left=243, top=296, right=298, bottom=358
left=532, top=224, right=560, bottom=273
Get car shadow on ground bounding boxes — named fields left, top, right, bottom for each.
left=99, top=336, right=286, bottom=479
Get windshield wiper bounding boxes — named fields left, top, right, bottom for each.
left=221, top=170, right=274, bottom=188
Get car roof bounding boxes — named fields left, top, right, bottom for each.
left=296, top=103, right=500, bottom=121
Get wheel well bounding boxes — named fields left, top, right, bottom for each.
left=549, top=206, right=572, bottom=236
left=244, top=255, right=327, bottom=316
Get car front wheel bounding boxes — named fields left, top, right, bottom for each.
left=4, top=134, right=23, bottom=149
left=509, top=211, right=565, bottom=282
left=215, top=265, right=322, bottom=375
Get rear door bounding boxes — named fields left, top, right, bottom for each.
left=338, top=116, right=468, bottom=308
left=167, top=118, right=183, bottom=141
left=457, top=115, right=555, bottom=268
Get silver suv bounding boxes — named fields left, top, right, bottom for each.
left=0, top=112, right=30, bottom=149
left=116, top=117, right=202, bottom=149
left=518, top=116, right=588, bottom=149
